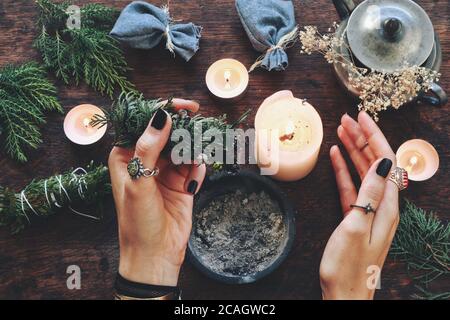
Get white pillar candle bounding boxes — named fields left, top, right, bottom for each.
left=205, top=59, right=249, bottom=101
left=63, top=104, right=107, bottom=145
left=255, top=90, right=323, bottom=182
left=396, top=139, right=439, bottom=181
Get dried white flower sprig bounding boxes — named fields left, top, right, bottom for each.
left=299, top=25, right=440, bottom=121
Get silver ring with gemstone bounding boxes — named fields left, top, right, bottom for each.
left=389, top=167, right=409, bottom=191
left=350, top=203, right=376, bottom=214
left=127, top=157, right=159, bottom=180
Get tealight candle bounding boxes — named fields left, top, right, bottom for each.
left=255, top=90, right=323, bottom=182
left=205, top=58, right=249, bottom=102
left=396, top=139, right=439, bottom=181
left=63, top=104, right=107, bottom=145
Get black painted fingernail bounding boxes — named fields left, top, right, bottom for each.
left=187, top=180, right=198, bottom=194
left=376, top=158, right=392, bottom=178
left=151, top=109, right=167, bottom=130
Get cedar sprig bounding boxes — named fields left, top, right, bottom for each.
left=0, top=62, right=62, bottom=162
left=35, top=0, right=135, bottom=98
left=390, top=200, right=450, bottom=299
left=91, top=92, right=250, bottom=162
left=0, top=162, right=111, bottom=234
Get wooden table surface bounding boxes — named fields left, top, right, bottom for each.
left=0, top=0, right=448, bottom=300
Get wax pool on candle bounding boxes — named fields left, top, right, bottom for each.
left=396, top=139, right=439, bottom=181
left=255, top=90, right=323, bottom=182
left=205, top=59, right=249, bottom=101
left=63, top=104, right=107, bottom=145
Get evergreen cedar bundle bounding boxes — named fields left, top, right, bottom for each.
left=0, top=163, right=111, bottom=234
left=91, top=93, right=250, bottom=162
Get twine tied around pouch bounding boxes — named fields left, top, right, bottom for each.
left=162, top=4, right=176, bottom=56
left=164, top=24, right=175, bottom=55
left=248, top=26, right=299, bottom=73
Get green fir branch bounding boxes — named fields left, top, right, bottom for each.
left=390, top=200, right=450, bottom=299
left=35, top=0, right=135, bottom=98
left=0, top=62, right=62, bottom=162
left=0, top=162, right=111, bottom=234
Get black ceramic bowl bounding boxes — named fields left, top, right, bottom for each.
left=188, top=169, right=296, bottom=284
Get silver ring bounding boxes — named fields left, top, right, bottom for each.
left=127, top=157, right=159, bottom=180
left=389, top=167, right=409, bottom=191
left=350, top=203, right=376, bottom=214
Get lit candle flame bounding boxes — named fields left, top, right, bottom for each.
left=405, top=155, right=419, bottom=173
left=285, top=121, right=295, bottom=135
left=224, top=70, right=232, bottom=90
left=83, top=117, right=91, bottom=128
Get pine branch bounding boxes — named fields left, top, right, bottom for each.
left=0, top=162, right=111, bottom=234
left=390, top=200, right=450, bottom=299
left=91, top=92, right=250, bottom=163
left=35, top=0, right=136, bottom=98
left=0, top=62, right=62, bottom=162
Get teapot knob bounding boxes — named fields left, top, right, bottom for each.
left=383, top=18, right=403, bottom=40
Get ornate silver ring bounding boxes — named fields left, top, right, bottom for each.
left=127, top=157, right=159, bottom=180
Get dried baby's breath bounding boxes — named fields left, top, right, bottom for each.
left=299, top=25, right=440, bottom=121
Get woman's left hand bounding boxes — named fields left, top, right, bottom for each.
left=320, top=111, right=400, bottom=300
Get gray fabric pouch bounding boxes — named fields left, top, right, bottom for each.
left=235, top=0, right=298, bottom=72
left=110, top=1, right=202, bottom=62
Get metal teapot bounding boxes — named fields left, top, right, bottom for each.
left=332, top=0, right=447, bottom=106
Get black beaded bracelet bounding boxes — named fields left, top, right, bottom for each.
left=114, top=273, right=181, bottom=300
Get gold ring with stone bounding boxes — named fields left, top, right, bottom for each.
left=388, top=167, right=409, bottom=191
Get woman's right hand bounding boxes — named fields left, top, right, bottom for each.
left=109, top=99, right=206, bottom=287
left=320, top=111, right=400, bottom=300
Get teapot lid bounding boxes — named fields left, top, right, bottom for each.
left=346, top=0, right=434, bottom=72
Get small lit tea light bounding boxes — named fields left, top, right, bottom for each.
left=255, top=90, right=323, bottom=182
left=205, top=58, right=249, bottom=102
left=63, top=104, right=107, bottom=145
left=396, top=139, right=439, bottom=181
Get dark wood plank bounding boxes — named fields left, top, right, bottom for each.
left=0, top=0, right=448, bottom=299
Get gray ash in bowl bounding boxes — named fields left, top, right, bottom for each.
left=192, top=190, right=286, bottom=277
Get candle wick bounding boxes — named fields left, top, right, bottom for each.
left=224, top=70, right=232, bottom=89
left=83, top=117, right=92, bottom=128
left=279, top=132, right=295, bottom=142
left=280, top=121, right=296, bottom=142
left=224, top=70, right=231, bottom=81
